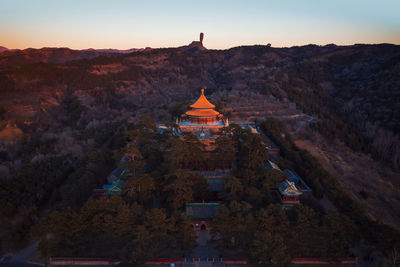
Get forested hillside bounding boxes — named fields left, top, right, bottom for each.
left=0, top=44, right=399, bottom=256
left=1, top=44, right=399, bottom=169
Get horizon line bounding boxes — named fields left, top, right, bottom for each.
left=2, top=41, right=400, bottom=51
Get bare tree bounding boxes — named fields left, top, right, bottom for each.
left=388, top=247, right=399, bottom=267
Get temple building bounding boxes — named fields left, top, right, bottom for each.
left=177, top=91, right=228, bottom=228
left=278, top=179, right=303, bottom=206
left=185, top=202, right=221, bottom=231
left=283, top=169, right=312, bottom=197
left=178, top=89, right=228, bottom=141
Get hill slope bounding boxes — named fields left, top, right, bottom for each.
left=0, top=43, right=399, bottom=228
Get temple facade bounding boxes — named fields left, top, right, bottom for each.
left=185, top=202, right=220, bottom=231
left=178, top=89, right=228, bottom=140
left=278, top=179, right=303, bottom=206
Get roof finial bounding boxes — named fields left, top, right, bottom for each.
left=201, top=88, right=204, bottom=95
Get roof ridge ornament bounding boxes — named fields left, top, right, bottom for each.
left=189, top=87, right=215, bottom=109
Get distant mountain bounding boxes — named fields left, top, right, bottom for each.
left=83, top=48, right=144, bottom=53
left=0, top=46, right=8, bottom=53
left=0, top=47, right=144, bottom=67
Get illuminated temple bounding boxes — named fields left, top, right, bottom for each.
left=178, top=89, right=228, bottom=142
left=94, top=87, right=311, bottom=229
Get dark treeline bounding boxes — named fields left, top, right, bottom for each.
left=273, top=58, right=400, bottom=170
left=0, top=121, right=125, bottom=253
left=32, top=121, right=283, bottom=260
left=212, top=203, right=356, bottom=264
left=1, top=117, right=398, bottom=264
left=33, top=117, right=206, bottom=260
left=37, top=197, right=195, bottom=264
left=274, top=66, right=373, bottom=156
left=260, top=117, right=400, bottom=258
left=207, top=124, right=358, bottom=264
left=0, top=57, right=142, bottom=94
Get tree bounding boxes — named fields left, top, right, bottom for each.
left=245, top=186, right=263, bottom=206
left=250, top=231, right=290, bottom=266
left=36, top=208, right=84, bottom=257
left=257, top=204, right=289, bottom=234
left=210, top=205, right=235, bottom=248
left=170, top=213, right=197, bottom=252
left=121, top=144, right=145, bottom=178
left=131, top=225, right=153, bottom=265
left=165, top=135, right=207, bottom=170
left=238, top=133, right=269, bottom=171
left=210, top=201, right=254, bottom=251
left=262, top=169, right=287, bottom=192
left=287, top=205, right=319, bottom=257
left=36, top=197, right=140, bottom=257
left=184, top=134, right=207, bottom=170
left=236, top=168, right=263, bottom=187
left=221, top=124, right=249, bottom=140
left=222, top=176, right=244, bottom=201
left=388, top=247, right=399, bottom=267
left=141, top=142, right=164, bottom=171
left=0, top=156, right=73, bottom=210
left=189, top=173, right=212, bottom=201
left=318, top=211, right=356, bottom=259
left=143, top=209, right=173, bottom=252
left=165, top=138, right=187, bottom=169
left=228, top=201, right=255, bottom=250
left=136, top=116, right=157, bottom=132
left=214, top=136, right=236, bottom=167
left=123, top=174, right=156, bottom=205
left=162, top=173, right=194, bottom=211
left=62, top=95, right=83, bottom=124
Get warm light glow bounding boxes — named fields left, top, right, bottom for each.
left=0, top=0, right=399, bottom=49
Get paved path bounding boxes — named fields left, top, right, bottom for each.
left=0, top=242, right=43, bottom=267
left=186, top=230, right=220, bottom=260
left=10, top=242, right=38, bottom=262
left=0, top=261, right=43, bottom=267
left=290, top=115, right=314, bottom=135
left=184, top=230, right=224, bottom=267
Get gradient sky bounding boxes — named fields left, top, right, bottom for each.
left=1, top=0, right=399, bottom=50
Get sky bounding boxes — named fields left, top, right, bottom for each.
left=1, top=0, right=399, bottom=50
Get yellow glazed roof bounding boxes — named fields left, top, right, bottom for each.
left=190, top=89, right=215, bottom=109
left=185, top=109, right=220, bottom=117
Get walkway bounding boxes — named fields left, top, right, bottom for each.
left=290, top=115, right=314, bottom=135
left=184, top=230, right=224, bottom=267
left=0, top=241, right=43, bottom=267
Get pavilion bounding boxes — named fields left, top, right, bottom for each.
left=278, top=179, right=303, bottom=206
left=178, top=89, right=228, bottom=140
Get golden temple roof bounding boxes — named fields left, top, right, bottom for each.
left=186, top=109, right=220, bottom=117
left=190, top=89, right=215, bottom=109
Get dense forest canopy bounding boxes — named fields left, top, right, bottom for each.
left=0, top=44, right=399, bottom=265
left=1, top=118, right=398, bottom=265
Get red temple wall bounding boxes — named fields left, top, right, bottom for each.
left=189, top=117, right=217, bottom=124
left=282, top=195, right=299, bottom=202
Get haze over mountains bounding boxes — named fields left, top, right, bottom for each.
left=0, top=40, right=399, bottom=229
left=0, top=46, right=145, bottom=66
left=0, top=46, right=143, bottom=53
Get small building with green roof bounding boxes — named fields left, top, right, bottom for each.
left=185, top=202, right=221, bottom=231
